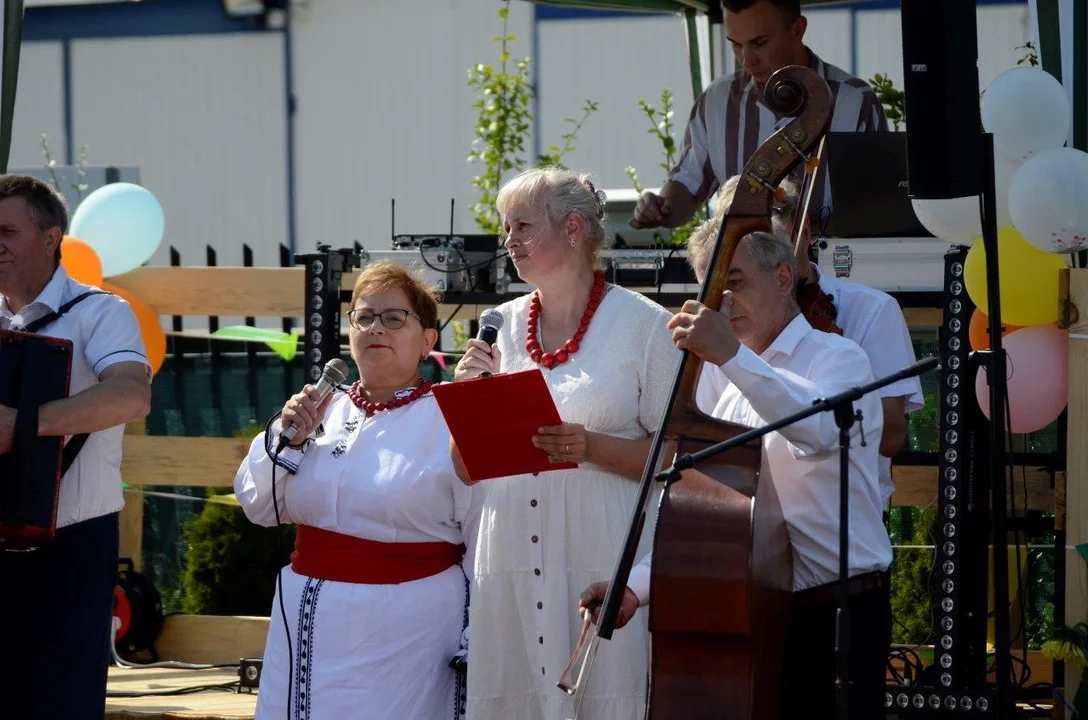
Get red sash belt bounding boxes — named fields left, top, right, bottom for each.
left=290, top=525, right=465, bottom=585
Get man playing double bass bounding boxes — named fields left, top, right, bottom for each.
left=0, top=175, right=152, bottom=719
left=579, top=229, right=892, bottom=720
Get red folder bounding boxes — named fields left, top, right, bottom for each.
left=432, top=369, right=578, bottom=482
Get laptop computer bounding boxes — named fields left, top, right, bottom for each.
left=821, top=132, right=931, bottom=238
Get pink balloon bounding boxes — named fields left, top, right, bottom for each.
left=975, top=325, right=1068, bottom=433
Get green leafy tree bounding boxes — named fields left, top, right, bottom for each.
left=466, top=0, right=597, bottom=236
left=625, top=87, right=706, bottom=246
left=890, top=506, right=937, bottom=645
left=39, top=133, right=89, bottom=204
left=181, top=425, right=296, bottom=615
left=868, top=73, right=906, bottom=131
left=1016, top=41, right=1039, bottom=67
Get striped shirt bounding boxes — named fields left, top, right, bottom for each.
left=671, top=48, right=887, bottom=223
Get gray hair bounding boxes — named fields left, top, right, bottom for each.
left=496, top=166, right=609, bottom=267
left=745, top=230, right=797, bottom=276
left=686, top=221, right=796, bottom=283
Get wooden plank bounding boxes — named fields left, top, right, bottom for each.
left=109, top=267, right=307, bottom=317
left=902, top=307, right=942, bottom=327
left=1063, top=267, right=1088, bottom=699
left=108, top=266, right=942, bottom=327
left=120, top=420, right=147, bottom=571
left=106, top=666, right=255, bottom=719
left=122, top=436, right=250, bottom=487
left=121, top=434, right=1055, bottom=507
left=890, top=464, right=1053, bottom=511
left=152, top=615, right=269, bottom=666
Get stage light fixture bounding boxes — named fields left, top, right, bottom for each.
left=884, top=248, right=995, bottom=716
left=295, top=246, right=360, bottom=383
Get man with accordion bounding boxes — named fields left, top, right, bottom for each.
left=0, top=174, right=152, bottom=719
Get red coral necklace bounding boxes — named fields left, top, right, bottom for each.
left=348, top=379, right=433, bottom=417
left=525, top=271, right=606, bottom=369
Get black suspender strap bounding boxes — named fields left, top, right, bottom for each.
left=22, top=290, right=109, bottom=334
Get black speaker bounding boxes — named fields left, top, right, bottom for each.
left=900, top=0, right=982, bottom=199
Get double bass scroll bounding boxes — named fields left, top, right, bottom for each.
left=557, top=65, right=834, bottom=720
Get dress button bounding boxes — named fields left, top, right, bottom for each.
left=538, top=636, right=544, bottom=644
left=530, top=499, right=538, bottom=507
left=542, top=667, right=546, bottom=675
left=537, top=601, right=543, bottom=609
left=534, top=568, right=540, bottom=576
left=533, top=472, right=539, bottom=477
left=531, top=535, right=539, bottom=543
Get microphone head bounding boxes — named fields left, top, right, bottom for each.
left=479, top=308, right=504, bottom=331
left=323, top=358, right=350, bottom=385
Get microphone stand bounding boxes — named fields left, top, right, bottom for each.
left=656, top=356, right=938, bottom=720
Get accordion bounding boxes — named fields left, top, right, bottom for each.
left=0, top=329, right=73, bottom=548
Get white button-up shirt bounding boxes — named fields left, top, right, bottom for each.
left=815, top=266, right=924, bottom=506
left=0, top=267, right=150, bottom=527
left=697, top=269, right=924, bottom=506
left=632, top=314, right=893, bottom=597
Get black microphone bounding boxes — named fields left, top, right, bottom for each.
left=476, top=308, right=504, bottom=378
left=277, top=358, right=350, bottom=452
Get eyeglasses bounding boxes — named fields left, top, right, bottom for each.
left=347, top=308, right=416, bottom=331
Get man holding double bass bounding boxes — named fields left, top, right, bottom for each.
left=0, top=175, right=152, bottom=719
left=578, top=227, right=893, bottom=719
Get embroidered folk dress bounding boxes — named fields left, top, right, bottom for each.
left=465, top=286, right=680, bottom=720
left=234, top=388, right=483, bottom=720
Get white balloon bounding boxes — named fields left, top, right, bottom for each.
left=911, top=195, right=982, bottom=245
left=1008, top=146, right=1088, bottom=254
left=910, top=152, right=1020, bottom=244
left=982, top=66, right=1070, bottom=162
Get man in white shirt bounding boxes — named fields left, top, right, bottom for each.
left=579, top=229, right=892, bottom=719
left=0, top=175, right=152, bottom=719
left=689, top=174, right=924, bottom=512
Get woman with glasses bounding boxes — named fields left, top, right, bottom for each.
left=452, top=166, right=680, bottom=720
left=234, top=260, right=483, bottom=720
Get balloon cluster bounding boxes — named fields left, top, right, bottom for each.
left=58, top=183, right=166, bottom=374
left=911, top=67, right=1074, bottom=434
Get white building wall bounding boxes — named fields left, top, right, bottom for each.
left=854, top=4, right=1031, bottom=105
left=291, top=0, right=535, bottom=242
left=4, top=1, right=1033, bottom=278
left=9, top=41, right=67, bottom=169
left=69, top=33, right=288, bottom=270
left=537, top=15, right=695, bottom=193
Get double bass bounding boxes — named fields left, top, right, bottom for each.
left=556, top=65, right=833, bottom=719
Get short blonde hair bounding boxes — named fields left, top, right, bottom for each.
left=349, top=261, right=441, bottom=330
left=496, top=166, right=609, bottom=266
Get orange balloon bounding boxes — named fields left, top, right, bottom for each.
left=969, top=309, right=1024, bottom=351
left=102, top=281, right=166, bottom=375
left=60, top=236, right=103, bottom=287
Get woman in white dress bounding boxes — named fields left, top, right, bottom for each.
left=453, top=167, right=680, bottom=720
left=234, top=261, right=483, bottom=720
